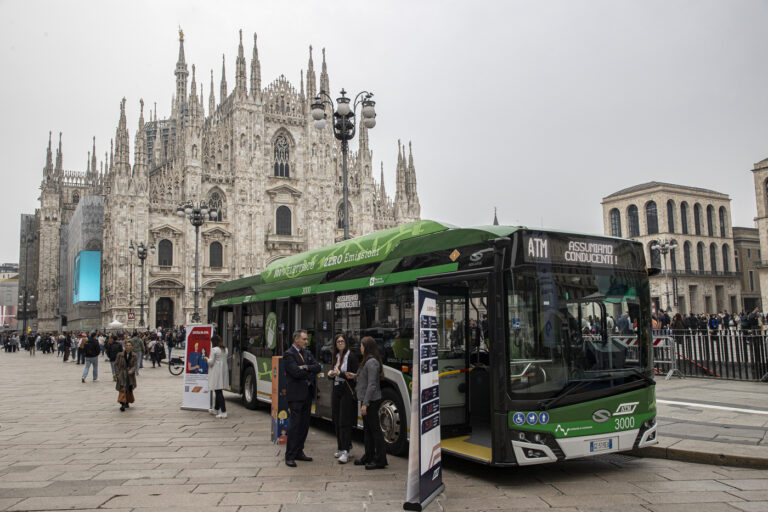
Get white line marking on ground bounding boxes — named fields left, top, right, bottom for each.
left=658, top=399, right=768, bottom=415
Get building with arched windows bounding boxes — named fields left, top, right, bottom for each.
left=23, top=30, right=421, bottom=331
left=602, top=182, right=743, bottom=315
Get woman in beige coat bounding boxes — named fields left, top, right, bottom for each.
left=115, top=340, right=138, bottom=411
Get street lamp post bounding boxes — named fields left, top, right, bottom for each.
left=311, top=88, right=377, bottom=240
left=177, top=200, right=216, bottom=323
left=651, top=239, right=678, bottom=313
left=19, top=233, right=36, bottom=336
left=129, top=241, right=155, bottom=328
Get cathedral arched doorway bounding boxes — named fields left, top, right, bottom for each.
left=156, top=298, right=174, bottom=328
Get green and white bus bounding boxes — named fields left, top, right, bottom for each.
left=210, top=220, right=658, bottom=466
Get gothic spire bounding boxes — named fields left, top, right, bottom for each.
left=493, top=207, right=499, bottom=226
left=175, top=28, right=189, bottom=111
left=109, top=139, right=113, bottom=173
left=44, top=131, right=53, bottom=179
left=91, top=136, right=97, bottom=177
left=55, top=132, right=63, bottom=174
left=236, top=29, right=247, bottom=95
left=250, top=33, right=261, bottom=99
left=220, top=54, right=228, bottom=101
left=359, top=116, right=369, bottom=152
left=134, top=99, right=148, bottom=175
left=114, top=98, right=130, bottom=173
left=306, top=45, right=316, bottom=99
left=86, top=151, right=91, bottom=175
left=407, top=141, right=417, bottom=191
left=380, top=162, right=386, bottom=198
left=209, top=69, right=216, bottom=115
left=320, top=47, right=330, bottom=95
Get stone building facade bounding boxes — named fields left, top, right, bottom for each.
left=732, top=226, right=762, bottom=312
left=59, top=196, right=104, bottom=331
left=602, top=182, right=741, bottom=315
left=18, top=214, right=39, bottom=332
left=24, top=30, right=420, bottom=331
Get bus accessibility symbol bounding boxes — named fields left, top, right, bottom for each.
left=513, top=412, right=525, bottom=425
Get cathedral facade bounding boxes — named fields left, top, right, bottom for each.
left=31, top=30, right=420, bottom=331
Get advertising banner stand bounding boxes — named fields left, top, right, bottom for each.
left=181, top=324, right=214, bottom=410
left=404, top=287, right=445, bottom=511
left=271, top=356, right=289, bottom=445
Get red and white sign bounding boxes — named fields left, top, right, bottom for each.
left=181, top=324, right=213, bottom=410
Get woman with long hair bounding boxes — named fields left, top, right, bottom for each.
left=207, top=334, right=230, bottom=419
left=353, top=336, right=388, bottom=469
left=327, top=334, right=359, bottom=464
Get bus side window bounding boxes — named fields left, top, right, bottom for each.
left=244, top=303, right=265, bottom=357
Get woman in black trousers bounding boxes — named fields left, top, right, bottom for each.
left=354, top=336, right=388, bottom=469
left=327, top=334, right=359, bottom=464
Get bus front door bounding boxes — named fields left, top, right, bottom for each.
left=313, top=293, right=334, bottom=420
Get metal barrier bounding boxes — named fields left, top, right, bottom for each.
left=653, top=329, right=768, bottom=381
left=650, top=334, right=683, bottom=380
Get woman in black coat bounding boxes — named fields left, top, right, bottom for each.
left=327, top=334, right=359, bottom=464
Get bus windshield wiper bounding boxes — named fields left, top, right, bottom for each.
left=537, top=378, right=605, bottom=411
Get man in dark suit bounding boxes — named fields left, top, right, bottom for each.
left=283, top=329, right=321, bottom=467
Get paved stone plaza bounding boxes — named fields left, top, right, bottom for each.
left=1, top=353, right=768, bottom=511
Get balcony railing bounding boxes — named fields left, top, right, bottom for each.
left=666, top=270, right=741, bottom=278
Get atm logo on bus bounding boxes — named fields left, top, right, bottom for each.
left=614, top=402, right=639, bottom=416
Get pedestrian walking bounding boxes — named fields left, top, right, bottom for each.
left=81, top=333, right=101, bottom=382
left=327, top=334, right=358, bottom=464
left=106, top=334, right=123, bottom=381
left=283, top=329, right=321, bottom=467
left=207, top=334, right=230, bottom=419
left=28, top=334, right=36, bottom=357
left=62, top=334, right=72, bottom=362
left=354, top=336, right=388, bottom=470
left=131, top=332, right=145, bottom=374
left=115, top=340, right=138, bottom=411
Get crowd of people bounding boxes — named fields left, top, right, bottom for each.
left=1, top=327, right=187, bottom=409
left=651, top=307, right=766, bottom=333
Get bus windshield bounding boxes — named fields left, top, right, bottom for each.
left=507, top=265, right=652, bottom=404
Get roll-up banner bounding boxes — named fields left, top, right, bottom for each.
left=404, top=287, right=445, bottom=511
left=181, top=324, right=213, bottom=410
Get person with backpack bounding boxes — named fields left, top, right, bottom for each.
left=81, top=333, right=101, bottom=382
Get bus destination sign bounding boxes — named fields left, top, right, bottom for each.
left=523, top=234, right=623, bottom=267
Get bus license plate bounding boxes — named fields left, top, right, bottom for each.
left=590, top=438, right=614, bottom=453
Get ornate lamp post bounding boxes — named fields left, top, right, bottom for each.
left=19, top=233, right=36, bottom=335
left=311, top=89, right=377, bottom=240
left=177, top=200, right=216, bottom=323
left=129, top=241, right=155, bottom=327
left=651, top=239, right=678, bottom=312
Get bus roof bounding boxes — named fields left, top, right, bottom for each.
left=214, top=220, right=521, bottom=297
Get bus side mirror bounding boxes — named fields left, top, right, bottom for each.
left=647, top=267, right=662, bottom=277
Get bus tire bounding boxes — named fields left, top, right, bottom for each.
left=242, top=366, right=258, bottom=410
left=379, top=386, right=407, bottom=456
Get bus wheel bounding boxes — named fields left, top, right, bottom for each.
left=243, top=366, right=258, bottom=410
left=379, top=387, right=407, bottom=455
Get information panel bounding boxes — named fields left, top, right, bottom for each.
left=404, top=287, right=445, bottom=511
left=181, top=324, right=213, bottom=410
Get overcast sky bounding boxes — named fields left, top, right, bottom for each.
left=2, top=0, right=768, bottom=263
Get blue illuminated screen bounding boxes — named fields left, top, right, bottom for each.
left=73, top=251, right=101, bottom=303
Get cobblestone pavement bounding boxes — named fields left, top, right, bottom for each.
left=1, top=352, right=768, bottom=511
